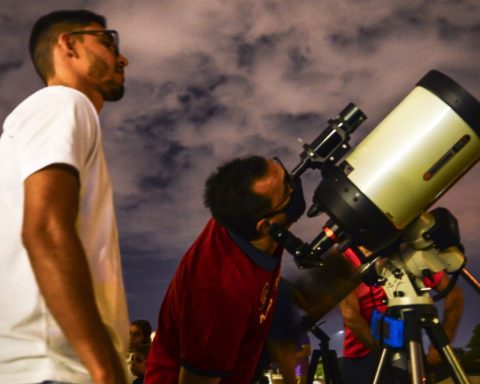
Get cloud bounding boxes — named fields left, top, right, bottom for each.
left=99, top=0, right=480, bottom=299
left=2, top=0, right=480, bottom=345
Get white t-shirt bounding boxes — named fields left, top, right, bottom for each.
left=0, top=86, right=129, bottom=383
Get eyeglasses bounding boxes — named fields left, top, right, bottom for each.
left=263, top=157, right=294, bottom=218
left=67, top=29, right=119, bottom=55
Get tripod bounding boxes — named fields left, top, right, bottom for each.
left=370, top=255, right=471, bottom=384
left=306, top=323, right=344, bottom=384
left=371, top=304, right=469, bottom=384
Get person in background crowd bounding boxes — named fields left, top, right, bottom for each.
left=130, top=344, right=151, bottom=384
left=145, top=155, right=307, bottom=384
left=294, top=333, right=311, bottom=384
left=127, top=320, right=153, bottom=382
left=130, top=320, right=153, bottom=351
left=0, top=9, right=130, bottom=384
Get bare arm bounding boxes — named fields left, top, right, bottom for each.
left=294, top=343, right=311, bottom=360
left=427, top=274, right=464, bottom=365
left=436, top=274, right=464, bottom=342
left=178, top=367, right=221, bottom=384
left=22, top=164, right=127, bottom=384
left=338, top=292, right=378, bottom=352
left=267, top=339, right=298, bottom=384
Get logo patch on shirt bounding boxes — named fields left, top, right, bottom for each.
left=259, top=298, right=273, bottom=324
left=260, top=282, right=270, bottom=306
left=259, top=282, right=274, bottom=324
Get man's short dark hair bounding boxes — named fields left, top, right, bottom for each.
left=29, top=9, right=106, bottom=83
left=204, top=155, right=272, bottom=240
left=131, top=319, right=153, bottom=344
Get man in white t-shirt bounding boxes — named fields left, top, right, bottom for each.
left=0, top=10, right=130, bottom=384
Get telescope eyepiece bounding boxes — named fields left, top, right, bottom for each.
left=337, top=103, right=367, bottom=134
left=291, top=103, right=367, bottom=178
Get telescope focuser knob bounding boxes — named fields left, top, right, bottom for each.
left=393, top=268, right=404, bottom=279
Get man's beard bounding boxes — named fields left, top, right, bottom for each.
left=87, top=51, right=125, bottom=101
left=101, top=79, right=124, bottom=101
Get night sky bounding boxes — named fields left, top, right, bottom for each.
left=1, top=0, right=479, bottom=353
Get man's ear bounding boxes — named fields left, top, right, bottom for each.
left=256, top=218, right=271, bottom=236
left=58, top=32, right=78, bottom=58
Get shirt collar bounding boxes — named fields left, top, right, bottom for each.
left=229, top=231, right=280, bottom=272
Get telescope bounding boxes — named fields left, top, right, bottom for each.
left=270, top=70, right=480, bottom=268
left=270, top=70, right=480, bottom=384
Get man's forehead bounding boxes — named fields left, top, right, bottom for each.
left=83, top=22, right=105, bottom=30
left=251, top=159, right=284, bottom=197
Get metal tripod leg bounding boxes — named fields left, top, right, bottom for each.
left=370, top=339, right=426, bottom=384
left=425, top=318, right=470, bottom=384
left=404, top=310, right=427, bottom=384
left=408, top=339, right=426, bottom=384
left=371, top=347, right=389, bottom=384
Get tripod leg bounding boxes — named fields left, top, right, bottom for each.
left=306, top=348, right=344, bottom=384
left=326, top=349, right=344, bottom=384
left=425, top=320, right=471, bottom=384
left=404, top=310, right=427, bottom=384
left=443, top=345, right=470, bottom=384
left=408, top=339, right=426, bottom=384
left=371, top=347, right=389, bottom=384
left=306, top=349, right=321, bottom=384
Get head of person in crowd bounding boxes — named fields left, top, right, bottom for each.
left=29, top=9, right=128, bottom=109
left=204, top=155, right=305, bottom=252
left=130, top=343, right=151, bottom=380
left=129, top=319, right=152, bottom=352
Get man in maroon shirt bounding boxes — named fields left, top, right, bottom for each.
left=145, top=155, right=306, bottom=384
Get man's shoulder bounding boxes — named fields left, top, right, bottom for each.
left=12, top=86, right=94, bottom=116
left=42, top=86, right=92, bottom=105
left=191, top=219, right=236, bottom=250
left=180, top=220, right=249, bottom=275
left=3, top=86, right=98, bottom=140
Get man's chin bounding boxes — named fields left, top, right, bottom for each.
left=102, top=82, right=125, bottom=101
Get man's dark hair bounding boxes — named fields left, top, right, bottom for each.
left=204, top=155, right=272, bottom=240
left=29, top=9, right=106, bottom=84
left=131, top=319, right=152, bottom=343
